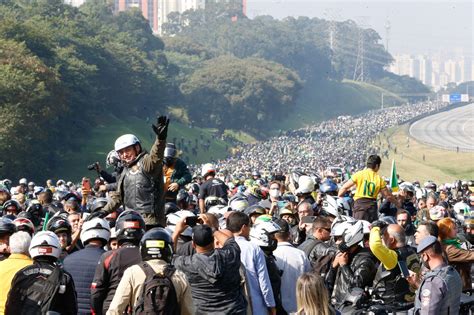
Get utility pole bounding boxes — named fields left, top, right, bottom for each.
left=353, top=16, right=369, bottom=82
left=381, top=93, right=384, bottom=109
left=384, top=18, right=391, bottom=53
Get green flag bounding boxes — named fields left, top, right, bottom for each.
left=390, top=159, right=399, bottom=192
left=345, top=168, right=352, bottom=181
left=42, top=211, right=50, bottom=231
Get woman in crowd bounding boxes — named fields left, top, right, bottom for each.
left=295, top=272, right=338, bottom=315
left=437, top=217, right=474, bottom=290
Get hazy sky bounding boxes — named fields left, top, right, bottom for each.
left=246, top=0, right=473, bottom=57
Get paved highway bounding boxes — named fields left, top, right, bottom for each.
left=409, top=103, right=474, bottom=152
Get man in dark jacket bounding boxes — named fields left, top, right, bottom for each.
left=298, top=216, right=336, bottom=275
left=370, top=222, right=421, bottom=308
left=162, top=143, right=192, bottom=203
left=92, top=115, right=169, bottom=228
left=91, top=211, right=144, bottom=315
left=172, top=219, right=247, bottom=314
left=63, top=218, right=110, bottom=315
left=325, top=221, right=377, bottom=306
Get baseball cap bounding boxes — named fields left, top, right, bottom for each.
left=274, top=218, right=290, bottom=233
left=279, top=208, right=295, bottom=217
left=192, top=225, right=214, bottom=247
left=417, top=235, right=438, bottom=253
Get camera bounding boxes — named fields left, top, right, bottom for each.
left=87, top=162, right=99, bottom=171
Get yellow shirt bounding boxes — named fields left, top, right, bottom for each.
left=0, top=253, right=33, bottom=315
left=352, top=168, right=386, bottom=200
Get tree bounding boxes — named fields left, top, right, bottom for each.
left=181, top=56, right=301, bottom=133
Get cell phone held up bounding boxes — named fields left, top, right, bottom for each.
left=82, top=177, right=91, bottom=191
left=301, top=216, right=317, bottom=224
left=185, top=216, right=198, bottom=227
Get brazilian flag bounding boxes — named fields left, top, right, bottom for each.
left=389, top=159, right=399, bottom=192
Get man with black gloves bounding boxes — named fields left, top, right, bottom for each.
left=91, top=210, right=145, bottom=315
left=325, top=221, right=377, bottom=306
left=162, top=143, right=192, bottom=203
left=90, top=115, right=169, bottom=228
left=5, top=231, right=77, bottom=315
left=369, top=220, right=421, bottom=308
left=63, top=218, right=110, bottom=315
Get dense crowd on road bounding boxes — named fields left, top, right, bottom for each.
left=204, top=101, right=446, bottom=175
left=0, top=107, right=473, bottom=315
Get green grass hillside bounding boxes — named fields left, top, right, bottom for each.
left=54, top=80, right=408, bottom=182
left=55, top=115, right=234, bottom=182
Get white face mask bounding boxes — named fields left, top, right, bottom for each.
left=270, top=189, right=281, bottom=198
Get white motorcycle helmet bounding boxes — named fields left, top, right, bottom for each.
left=295, top=176, right=315, bottom=195
left=359, top=220, right=371, bottom=235
left=323, top=195, right=350, bottom=217
left=114, top=134, right=140, bottom=152
left=106, top=150, right=120, bottom=168
left=399, top=182, right=416, bottom=194
left=29, top=231, right=61, bottom=259
left=166, top=210, right=196, bottom=237
left=201, top=163, right=216, bottom=177
left=81, top=218, right=111, bottom=245
left=415, top=188, right=428, bottom=200
left=229, top=197, right=249, bottom=212
left=338, top=221, right=364, bottom=251
left=207, top=205, right=229, bottom=217
left=331, top=221, right=355, bottom=238
left=249, top=221, right=281, bottom=249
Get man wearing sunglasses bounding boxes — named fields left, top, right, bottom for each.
left=298, top=216, right=337, bottom=276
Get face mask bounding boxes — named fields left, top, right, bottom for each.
left=163, top=157, right=174, bottom=166
left=421, top=254, right=430, bottom=269
left=270, top=189, right=281, bottom=198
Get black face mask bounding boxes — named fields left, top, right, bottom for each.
left=163, top=157, right=174, bottom=166
left=466, top=233, right=474, bottom=245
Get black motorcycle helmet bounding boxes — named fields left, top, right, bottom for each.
left=3, top=200, right=22, bottom=215
left=25, top=203, right=43, bottom=226
left=176, top=189, right=190, bottom=209
left=115, top=210, right=146, bottom=245
left=140, top=227, right=174, bottom=263
left=0, top=217, right=16, bottom=236
left=91, top=197, right=108, bottom=213
left=165, top=202, right=180, bottom=215
left=47, top=216, right=72, bottom=245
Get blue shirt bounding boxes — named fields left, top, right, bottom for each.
left=273, top=241, right=311, bottom=313
left=235, top=236, right=275, bottom=313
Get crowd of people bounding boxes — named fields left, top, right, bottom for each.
left=0, top=106, right=473, bottom=315
left=202, top=100, right=445, bottom=176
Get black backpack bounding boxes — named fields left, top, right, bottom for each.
left=5, top=264, right=65, bottom=315
left=133, top=262, right=179, bottom=315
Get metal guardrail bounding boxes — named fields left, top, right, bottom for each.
left=407, top=102, right=474, bottom=153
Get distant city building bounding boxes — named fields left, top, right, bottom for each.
left=66, top=0, right=245, bottom=35
left=390, top=53, right=473, bottom=91
left=112, top=0, right=205, bottom=34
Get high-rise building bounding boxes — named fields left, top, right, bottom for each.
left=418, top=55, right=432, bottom=86
left=389, top=53, right=473, bottom=90
left=114, top=0, right=205, bottom=35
